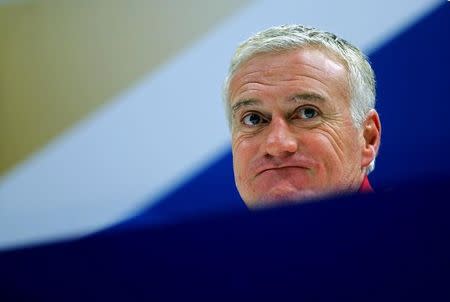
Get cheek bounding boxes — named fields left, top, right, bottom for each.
left=232, top=135, right=257, bottom=179
left=302, top=129, right=348, bottom=169
left=306, top=126, right=361, bottom=171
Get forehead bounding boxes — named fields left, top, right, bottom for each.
left=229, top=48, right=350, bottom=106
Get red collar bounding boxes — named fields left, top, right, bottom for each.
left=358, top=175, right=374, bottom=193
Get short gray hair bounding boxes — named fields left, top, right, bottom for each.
left=223, top=24, right=377, bottom=173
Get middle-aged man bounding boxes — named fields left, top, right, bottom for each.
left=223, top=24, right=381, bottom=208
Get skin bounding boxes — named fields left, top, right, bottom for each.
left=229, top=48, right=381, bottom=208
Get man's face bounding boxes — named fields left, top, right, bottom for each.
left=229, top=48, right=373, bottom=208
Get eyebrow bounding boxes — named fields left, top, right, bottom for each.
left=231, top=93, right=327, bottom=118
left=291, top=92, right=327, bottom=103
left=231, top=99, right=262, bottom=117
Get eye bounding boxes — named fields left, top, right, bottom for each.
left=242, top=113, right=266, bottom=126
left=297, top=107, right=319, bottom=119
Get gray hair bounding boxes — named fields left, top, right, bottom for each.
left=223, top=24, right=377, bottom=173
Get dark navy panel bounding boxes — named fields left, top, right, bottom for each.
left=1, top=177, right=450, bottom=301
left=117, top=2, right=450, bottom=229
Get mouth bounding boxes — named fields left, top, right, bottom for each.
left=256, top=165, right=308, bottom=177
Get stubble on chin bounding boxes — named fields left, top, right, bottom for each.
left=245, top=186, right=327, bottom=209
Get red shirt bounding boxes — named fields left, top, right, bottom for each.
left=358, top=175, right=374, bottom=193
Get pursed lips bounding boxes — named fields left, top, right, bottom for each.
left=255, top=165, right=309, bottom=177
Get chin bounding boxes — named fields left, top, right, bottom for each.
left=247, top=187, right=321, bottom=209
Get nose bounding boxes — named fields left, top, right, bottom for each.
left=264, top=117, right=298, bottom=157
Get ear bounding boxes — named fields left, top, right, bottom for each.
left=361, top=109, right=381, bottom=169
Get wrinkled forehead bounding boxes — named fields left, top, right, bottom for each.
left=227, top=46, right=351, bottom=100
left=228, top=47, right=351, bottom=104
left=231, top=45, right=349, bottom=78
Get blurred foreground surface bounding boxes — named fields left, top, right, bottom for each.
left=1, top=175, right=449, bottom=301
